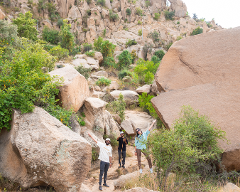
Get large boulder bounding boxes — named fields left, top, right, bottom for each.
left=49, top=65, right=89, bottom=112
left=82, top=97, right=120, bottom=139
left=110, top=90, right=139, bottom=105
left=0, top=107, right=91, bottom=192
left=152, top=27, right=240, bottom=171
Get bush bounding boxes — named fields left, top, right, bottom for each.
left=71, top=45, right=81, bottom=55
left=131, top=50, right=137, bottom=63
left=75, top=65, right=91, bottom=79
left=117, top=50, right=132, bottom=70
left=206, top=22, right=213, bottom=28
left=176, top=36, right=182, bottom=41
left=147, top=30, right=160, bottom=43
left=137, top=20, right=142, bottom=25
left=126, top=8, right=131, bottom=15
left=83, top=43, right=93, bottom=52
left=149, top=106, right=226, bottom=175
left=153, top=12, right=160, bottom=20
left=97, top=0, right=105, bottom=6
left=91, top=147, right=99, bottom=162
left=59, top=19, right=75, bottom=53
left=118, top=69, right=133, bottom=79
left=153, top=50, right=165, bottom=60
left=94, top=37, right=116, bottom=58
left=85, top=50, right=95, bottom=57
left=102, top=57, right=116, bottom=68
left=49, top=45, right=69, bottom=60
left=86, top=0, right=91, bottom=4
left=13, top=11, right=38, bottom=41
left=134, top=58, right=159, bottom=84
left=151, top=55, right=160, bottom=64
left=165, top=41, right=173, bottom=50
left=164, top=10, right=175, bottom=20
left=0, top=40, right=58, bottom=131
left=106, top=93, right=126, bottom=121
left=142, top=43, right=153, bottom=60
left=135, top=8, right=143, bottom=16
left=57, top=19, right=63, bottom=27
left=190, top=27, right=203, bottom=36
left=109, top=10, right=119, bottom=22
left=125, top=39, right=137, bottom=47
left=42, top=27, right=60, bottom=45
left=145, top=0, right=151, bottom=7
left=138, top=29, right=142, bottom=36
left=96, top=77, right=111, bottom=86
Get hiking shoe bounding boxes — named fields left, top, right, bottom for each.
left=103, top=183, right=109, bottom=187
left=122, top=165, right=125, bottom=168
left=99, top=185, right=102, bottom=190
left=118, top=165, right=121, bottom=168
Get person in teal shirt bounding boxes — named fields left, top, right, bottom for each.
left=135, top=120, right=156, bottom=174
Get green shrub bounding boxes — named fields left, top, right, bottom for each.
left=165, top=41, right=173, bottom=50
left=43, top=44, right=55, bottom=51
left=75, top=65, right=91, bottom=79
left=106, top=93, right=126, bottom=121
left=177, top=21, right=180, bottom=24
left=71, top=45, right=81, bottom=55
left=57, top=19, right=63, bottom=27
left=42, top=27, right=60, bottom=45
left=142, top=43, right=153, bottom=60
left=131, top=50, right=137, bottom=63
left=85, top=50, right=95, bottom=57
left=47, top=2, right=60, bottom=22
left=117, top=50, right=132, bottom=70
left=118, top=69, right=133, bottom=79
left=91, top=147, right=99, bottom=162
left=13, top=11, right=38, bottom=41
left=151, top=55, right=160, bottom=64
left=125, top=39, right=137, bottom=47
left=147, top=30, right=160, bottom=43
left=103, top=29, right=106, bottom=37
left=83, top=43, right=93, bottom=52
left=94, top=37, right=116, bottom=58
left=164, top=10, right=175, bottom=20
left=206, top=22, right=213, bottom=28
left=190, top=27, right=203, bottom=36
left=176, top=36, right=182, bottom=41
left=109, top=10, right=119, bottom=22
left=97, top=0, right=105, bottom=6
left=102, top=56, right=116, bottom=68
left=134, top=58, right=159, bottom=84
left=138, top=20, right=142, bottom=25
left=138, top=29, right=142, bottom=36
left=135, top=7, right=143, bottom=16
left=49, top=45, right=69, bottom=60
left=148, top=106, right=226, bottom=175
left=145, top=0, right=150, bottom=7
left=126, top=8, right=131, bottom=15
left=59, top=19, right=75, bottom=53
left=96, top=77, right=111, bottom=86
left=153, top=12, right=160, bottom=20
left=86, top=0, right=91, bottom=4
left=153, top=50, right=165, bottom=60
left=0, top=40, right=58, bottom=131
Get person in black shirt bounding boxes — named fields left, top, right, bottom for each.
left=117, top=131, right=128, bottom=168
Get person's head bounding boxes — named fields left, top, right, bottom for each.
left=136, top=128, right=142, bottom=137
left=105, top=138, right=111, bottom=145
left=120, top=131, right=124, bottom=137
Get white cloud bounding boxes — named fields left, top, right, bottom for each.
left=182, top=0, right=240, bottom=29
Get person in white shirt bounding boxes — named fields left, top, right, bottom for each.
left=88, top=133, right=112, bottom=191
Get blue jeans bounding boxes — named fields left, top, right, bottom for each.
left=99, top=161, right=110, bottom=185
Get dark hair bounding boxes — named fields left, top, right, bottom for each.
left=136, top=128, right=142, bottom=137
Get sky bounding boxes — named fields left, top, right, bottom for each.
left=181, top=0, right=240, bottom=29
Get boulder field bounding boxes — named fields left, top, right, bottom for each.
left=152, top=26, right=240, bottom=171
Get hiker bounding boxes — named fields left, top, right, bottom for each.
left=88, top=133, right=112, bottom=191
left=117, top=131, right=128, bottom=168
left=135, top=120, right=156, bottom=174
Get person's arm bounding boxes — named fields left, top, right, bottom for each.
left=117, top=137, right=120, bottom=141
left=148, top=120, right=157, bottom=131
left=109, top=156, right=112, bottom=168
left=88, top=132, right=97, bottom=143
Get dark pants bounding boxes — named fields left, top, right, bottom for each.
left=136, top=148, right=152, bottom=169
left=118, top=149, right=126, bottom=166
left=99, top=161, right=110, bottom=186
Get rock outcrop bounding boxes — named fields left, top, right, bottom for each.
left=49, top=65, right=89, bottom=112
left=0, top=107, right=91, bottom=192
left=152, top=27, right=240, bottom=171
left=169, top=0, right=187, bottom=17
left=0, top=8, right=6, bottom=19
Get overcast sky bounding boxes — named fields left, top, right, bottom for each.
left=181, top=0, right=240, bottom=29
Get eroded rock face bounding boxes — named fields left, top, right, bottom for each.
left=49, top=65, right=90, bottom=112
left=0, top=107, right=91, bottom=192
left=169, top=0, right=187, bottom=17
left=0, top=8, right=6, bottom=19
left=152, top=27, right=240, bottom=171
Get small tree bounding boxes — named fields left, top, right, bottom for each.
left=164, top=10, right=175, bottom=20
left=13, top=11, right=38, bottom=41
left=154, top=50, right=165, bottom=60
left=153, top=12, right=160, bottom=21
left=59, top=19, right=75, bottom=53
left=126, top=8, right=131, bottom=16
left=117, top=50, right=132, bottom=70
left=193, top=13, right=198, bottom=20
left=147, top=30, right=160, bottom=43
left=109, top=10, right=119, bottom=22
